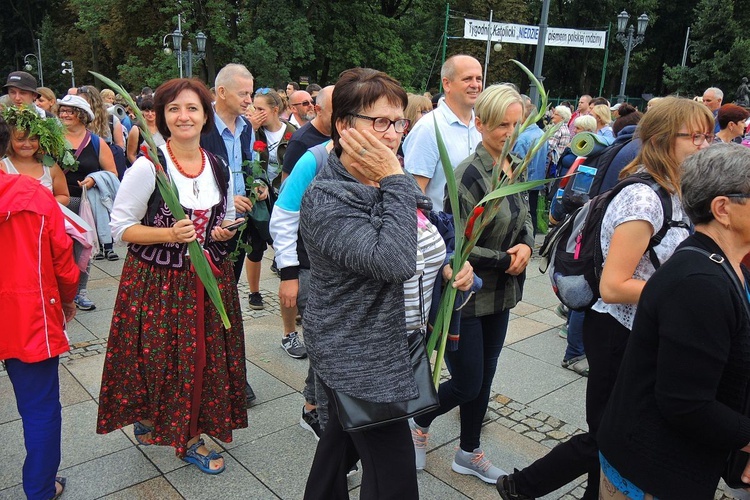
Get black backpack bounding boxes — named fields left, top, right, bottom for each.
left=539, top=172, right=690, bottom=311
left=558, top=138, right=632, bottom=215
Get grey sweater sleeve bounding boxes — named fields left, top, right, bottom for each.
left=302, top=174, right=418, bottom=283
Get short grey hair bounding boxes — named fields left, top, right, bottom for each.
left=704, top=87, right=724, bottom=100
left=573, top=115, right=597, bottom=132
left=215, top=64, right=253, bottom=89
left=681, top=143, right=750, bottom=224
left=554, top=105, right=572, bottom=123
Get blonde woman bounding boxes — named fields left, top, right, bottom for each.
left=411, top=84, right=533, bottom=483
left=35, top=87, right=57, bottom=114
left=591, top=104, right=614, bottom=142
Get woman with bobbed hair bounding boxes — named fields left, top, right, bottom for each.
left=498, top=96, right=714, bottom=500
left=97, top=78, right=247, bottom=475
left=716, top=103, right=750, bottom=143
left=35, top=87, right=56, bottom=114
left=411, top=84, right=533, bottom=484
left=572, top=114, right=597, bottom=135
left=301, top=67, right=473, bottom=499
left=399, top=94, right=432, bottom=155
left=598, top=143, right=750, bottom=498
left=591, top=104, right=614, bottom=142
left=404, top=93, right=432, bottom=127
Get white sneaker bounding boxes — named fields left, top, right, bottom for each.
left=451, top=448, right=507, bottom=484
left=409, top=418, right=429, bottom=470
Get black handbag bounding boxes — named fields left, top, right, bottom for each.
left=330, top=328, right=439, bottom=432
left=677, top=247, right=750, bottom=489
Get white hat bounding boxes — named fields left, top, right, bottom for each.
left=57, top=94, right=95, bottom=121
left=610, top=102, right=622, bottom=111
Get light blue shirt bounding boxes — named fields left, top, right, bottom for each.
left=513, top=124, right=549, bottom=190
left=213, top=110, right=252, bottom=198
left=404, top=98, right=480, bottom=211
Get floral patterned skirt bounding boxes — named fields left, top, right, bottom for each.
left=96, top=252, right=248, bottom=454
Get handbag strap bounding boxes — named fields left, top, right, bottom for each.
left=675, top=246, right=750, bottom=319
left=74, top=130, right=92, bottom=159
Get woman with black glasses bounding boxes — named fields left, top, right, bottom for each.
left=301, top=67, right=473, bottom=500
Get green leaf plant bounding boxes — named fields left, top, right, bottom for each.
left=90, top=71, right=231, bottom=329
left=427, top=60, right=563, bottom=388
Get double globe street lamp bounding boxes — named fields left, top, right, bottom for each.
left=163, top=15, right=207, bottom=78
left=615, top=10, right=649, bottom=103
left=23, top=39, right=44, bottom=86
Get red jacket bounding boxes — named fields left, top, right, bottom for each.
left=0, top=171, right=80, bottom=363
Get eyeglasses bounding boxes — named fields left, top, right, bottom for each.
left=291, top=100, right=313, bottom=108
left=57, top=108, right=76, bottom=115
left=725, top=193, right=750, bottom=199
left=675, top=132, right=715, bottom=145
left=350, top=113, right=410, bottom=133
left=255, top=88, right=272, bottom=95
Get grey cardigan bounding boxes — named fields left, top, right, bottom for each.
left=300, top=153, right=419, bottom=403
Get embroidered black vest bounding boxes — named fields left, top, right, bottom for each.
left=129, top=149, right=230, bottom=269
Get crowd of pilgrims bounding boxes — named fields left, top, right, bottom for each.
left=3, top=57, right=750, bottom=500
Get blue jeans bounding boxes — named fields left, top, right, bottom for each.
left=415, top=310, right=510, bottom=452
left=564, top=310, right=586, bottom=361
left=6, top=357, right=62, bottom=500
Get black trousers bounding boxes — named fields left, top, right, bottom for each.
left=512, top=309, right=630, bottom=499
left=303, top=382, right=419, bottom=500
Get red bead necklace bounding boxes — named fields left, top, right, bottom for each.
left=166, top=140, right=205, bottom=179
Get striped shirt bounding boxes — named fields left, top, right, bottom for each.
left=404, top=210, right=446, bottom=330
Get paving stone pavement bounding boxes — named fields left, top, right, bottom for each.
left=0, top=244, right=740, bottom=499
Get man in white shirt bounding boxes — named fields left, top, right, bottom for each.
left=404, top=55, right=483, bottom=211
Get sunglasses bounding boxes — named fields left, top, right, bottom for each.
left=255, top=88, right=272, bottom=95
left=291, top=100, right=313, bottom=107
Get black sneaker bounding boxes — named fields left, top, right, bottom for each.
left=300, top=407, right=322, bottom=441
left=281, top=332, right=307, bottom=359
left=496, top=473, right=535, bottom=500
left=248, top=292, right=264, bottom=310
left=245, top=381, right=257, bottom=407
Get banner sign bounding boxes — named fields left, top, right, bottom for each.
left=464, top=18, right=607, bottom=50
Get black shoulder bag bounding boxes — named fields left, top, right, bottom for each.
left=330, top=276, right=439, bottom=432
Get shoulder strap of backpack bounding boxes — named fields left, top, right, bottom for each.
left=310, top=142, right=330, bottom=174
left=613, top=173, right=690, bottom=270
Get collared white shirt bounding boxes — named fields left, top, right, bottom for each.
left=403, top=98, right=480, bottom=211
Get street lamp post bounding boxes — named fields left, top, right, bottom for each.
left=163, top=14, right=207, bottom=78
left=615, top=11, right=648, bottom=103
left=23, top=39, right=44, bottom=86
left=61, top=60, right=75, bottom=88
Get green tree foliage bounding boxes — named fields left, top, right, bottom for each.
left=663, top=0, right=750, bottom=100
left=2, top=0, right=729, bottom=104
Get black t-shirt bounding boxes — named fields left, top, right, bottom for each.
left=282, top=121, right=329, bottom=175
